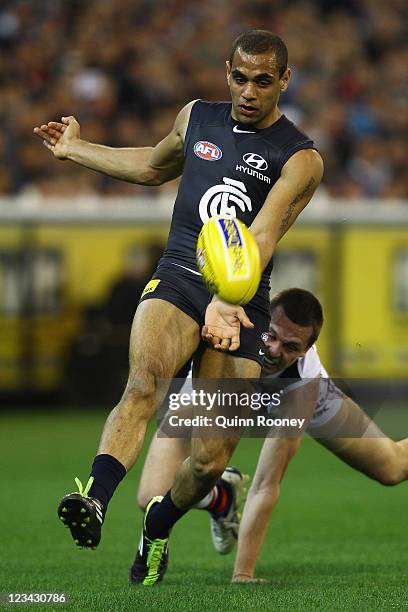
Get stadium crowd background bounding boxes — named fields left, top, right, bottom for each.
left=0, top=0, right=406, bottom=201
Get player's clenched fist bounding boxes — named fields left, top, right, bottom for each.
left=33, top=116, right=80, bottom=160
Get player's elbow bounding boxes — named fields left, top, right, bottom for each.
left=250, top=229, right=276, bottom=270
left=248, top=480, right=280, bottom=508
left=124, top=157, right=166, bottom=185
left=309, top=148, right=324, bottom=178
left=143, top=172, right=166, bottom=186
left=129, top=167, right=164, bottom=186
left=249, top=466, right=281, bottom=498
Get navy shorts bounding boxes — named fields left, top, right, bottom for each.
left=139, top=261, right=270, bottom=366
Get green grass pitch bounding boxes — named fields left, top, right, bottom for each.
left=1, top=409, right=407, bottom=611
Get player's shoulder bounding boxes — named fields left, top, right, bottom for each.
left=297, top=344, right=324, bottom=379
left=258, top=114, right=316, bottom=172
left=261, top=114, right=313, bottom=147
left=188, top=100, right=231, bottom=124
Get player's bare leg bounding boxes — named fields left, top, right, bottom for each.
left=130, top=434, right=190, bottom=584
left=132, top=349, right=260, bottom=585
left=317, top=398, right=408, bottom=485
left=169, top=349, right=260, bottom=508
left=96, top=300, right=199, bottom=469
left=137, top=434, right=190, bottom=510
left=132, top=423, right=246, bottom=582
left=131, top=426, right=246, bottom=585
left=58, top=299, right=200, bottom=548
left=145, top=350, right=259, bottom=522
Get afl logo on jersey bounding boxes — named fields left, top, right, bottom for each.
left=243, top=153, right=268, bottom=171
left=194, top=141, right=222, bottom=161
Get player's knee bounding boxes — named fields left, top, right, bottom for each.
left=190, top=456, right=225, bottom=487
left=367, top=452, right=403, bottom=486
left=124, top=378, right=155, bottom=403
left=121, top=382, right=156, bottom=420
left=374, top=464, right=402, bottom=487
left=121, top=363, right=165, bottom=416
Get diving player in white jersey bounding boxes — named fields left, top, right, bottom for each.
left=134, top=288, right=408, bottom=583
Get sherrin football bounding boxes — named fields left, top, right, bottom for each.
left=196, top=216, right=261, bottom=305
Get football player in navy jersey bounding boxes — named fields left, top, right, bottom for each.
left=34, top=30, right=323, bottom=584
left=135, top=288, right=408, bottom=584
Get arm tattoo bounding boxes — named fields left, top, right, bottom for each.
left=279, top=177, right=315, bottom=235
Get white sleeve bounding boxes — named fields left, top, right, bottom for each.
left=297, top=345, right=328, bottom=379
left=276, top=346, right=327, bottom=398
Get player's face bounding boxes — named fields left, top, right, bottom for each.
left=226, top=48, right=290, bottom=129
left=261, top=305, right=313, bottom=375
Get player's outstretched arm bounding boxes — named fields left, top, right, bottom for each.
left=33, top=101, right=196, bottom=186
left=232, top=436, right=302, bottom=582
left=250, top=149, right=324, bottom=270
left=233, top=379, right=318, bottom=581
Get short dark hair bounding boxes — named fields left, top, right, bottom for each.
left=270, top=288, right=324, bottom=347
left=229, top=30, right=288, bottom=78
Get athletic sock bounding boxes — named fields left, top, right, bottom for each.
left=207, top=480, right=232, bottom=517
left=193, top=480, right=232, bottom=516
left=145, top=490, right=187, bottom=539
left=194, top=487, right=217, bottom=509
left=88, top=453, right=127, bottom=513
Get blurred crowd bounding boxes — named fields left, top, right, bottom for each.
left=0, top=0, right=406, bottom=200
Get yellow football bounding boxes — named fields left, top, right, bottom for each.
left=196, top=216, right=261, bottom=305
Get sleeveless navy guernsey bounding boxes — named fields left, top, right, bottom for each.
left=160, top=100, right=315, bottom=287
left=145, top=102, right=315, bottom=362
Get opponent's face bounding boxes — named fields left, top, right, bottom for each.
left=226, top=48, right=290, bottom=129
left=261, top=305, right=313, bottom=375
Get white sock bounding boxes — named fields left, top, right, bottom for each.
left=193, top=486, right=217, bottom=509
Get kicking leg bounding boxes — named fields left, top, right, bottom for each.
left=58, top=299, right=200, bottom=548
left=96, top=299, right=198, bottom=469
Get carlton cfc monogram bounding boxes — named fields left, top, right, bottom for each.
left=198, top=177, right=252, bottom=223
